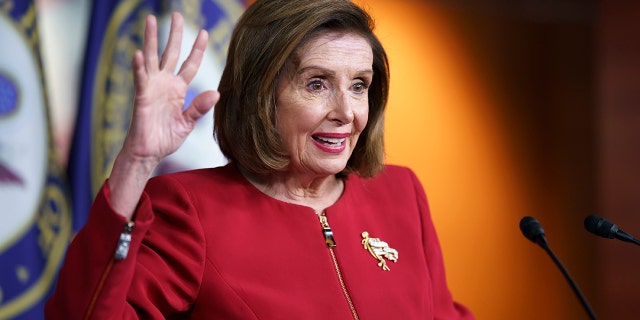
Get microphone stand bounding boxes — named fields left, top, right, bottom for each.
left=614, top=230, right=640, bottom=246
left=539, top=240, right=597, bottom=320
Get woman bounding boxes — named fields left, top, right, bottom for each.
left=46, top=0, right=474, bottom=319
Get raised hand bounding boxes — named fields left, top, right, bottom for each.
left=125, top=12, right=218, bottom=165
left=108, top=13, right=219, bottom=220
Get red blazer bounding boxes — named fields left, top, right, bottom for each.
left=46, top=164, right=473, bottom=319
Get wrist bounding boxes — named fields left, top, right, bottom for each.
left=111, top=150, right=160, bottom=179
left=107, top=151, right=159, bottom=220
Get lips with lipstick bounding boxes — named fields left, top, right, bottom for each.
left=311, top=133, right=349, bottom=153
left=0, top=161, right=23, bottom=186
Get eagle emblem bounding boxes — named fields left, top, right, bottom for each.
left=361, top=231, right=398, bottom=271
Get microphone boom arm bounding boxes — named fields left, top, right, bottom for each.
left=520, top=216, right=598, bottom=320
left=540, top=238, right=598, bottom=320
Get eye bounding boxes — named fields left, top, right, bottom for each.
left=352, top=81, right=369, bottom=94
left=307, top=79, right=325, bottom=92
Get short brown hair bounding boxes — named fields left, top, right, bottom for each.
left=215, top=0, right=389, bottom=178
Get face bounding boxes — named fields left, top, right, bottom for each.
left=275, top=32, right=373, bottom=178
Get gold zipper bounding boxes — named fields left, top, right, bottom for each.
left=319, top=212, right=360, bottom=320
left=85, top=221, right=134, bottom=319
left=84, top=256, right=114, bottom=320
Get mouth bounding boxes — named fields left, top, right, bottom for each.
left=312, top=135, right=346, bottom=147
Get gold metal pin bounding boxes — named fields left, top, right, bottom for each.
left=361, top=231, right=398, bottom=271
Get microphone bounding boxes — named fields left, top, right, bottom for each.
left=519, top=216, right=597, bottom=320
left=584, top=214, right=640, bottom=246
left=519, top=216, right=548, bottom=248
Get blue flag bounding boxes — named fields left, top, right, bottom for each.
left=68, top=0, right=245, bottom=232
left=0, top=1, right=72, bottom=319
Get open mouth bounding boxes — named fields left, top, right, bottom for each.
left=0, top=162, right=23, bottom=186
left=312, top=135, right=346, bottom=147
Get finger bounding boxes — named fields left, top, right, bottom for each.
left=159, top=12, right=184, bottom=72
left=143, top=15, right=159, bottom=72
left=183, top=90, right=219, bottom=124
left=177, top=29, right=209, bottom=84
left=131, top=50, right=147, bottom=92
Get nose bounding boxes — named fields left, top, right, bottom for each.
left=328, top=90, right=355, bottom=125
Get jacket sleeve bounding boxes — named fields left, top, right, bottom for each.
left=45, top=176, right=206, bottom=319
left=407, top=169, right=475, bottom=320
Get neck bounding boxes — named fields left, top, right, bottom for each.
left=239, top=166, right=344, bottom=213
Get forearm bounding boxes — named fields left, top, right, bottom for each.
left=108, top=150, right=159, bottom=221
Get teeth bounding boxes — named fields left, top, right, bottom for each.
left=315, top=136, right=345, bottom=145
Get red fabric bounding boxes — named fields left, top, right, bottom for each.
left=46, top=164, right=474, bottom=319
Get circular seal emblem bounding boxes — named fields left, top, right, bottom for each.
left=0, top=2, right=71, bottom=318
left=91, top=0, right=244, bottom=195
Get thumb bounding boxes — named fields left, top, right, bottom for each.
left=183, top=90, right=220, bottom=124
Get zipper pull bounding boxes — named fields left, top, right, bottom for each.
left=115, top=221, right=135, bottom=260
left=319, top=213, right=337, bottom=247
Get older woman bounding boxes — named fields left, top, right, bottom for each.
left=46, top=0, right=473, bottom=319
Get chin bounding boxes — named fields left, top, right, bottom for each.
left=316, top=161, right=349, bottom=176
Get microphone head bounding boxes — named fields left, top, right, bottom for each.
left=584, top=214, right=617, bottom=239
left=520, top=216, right=547, bottom=247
